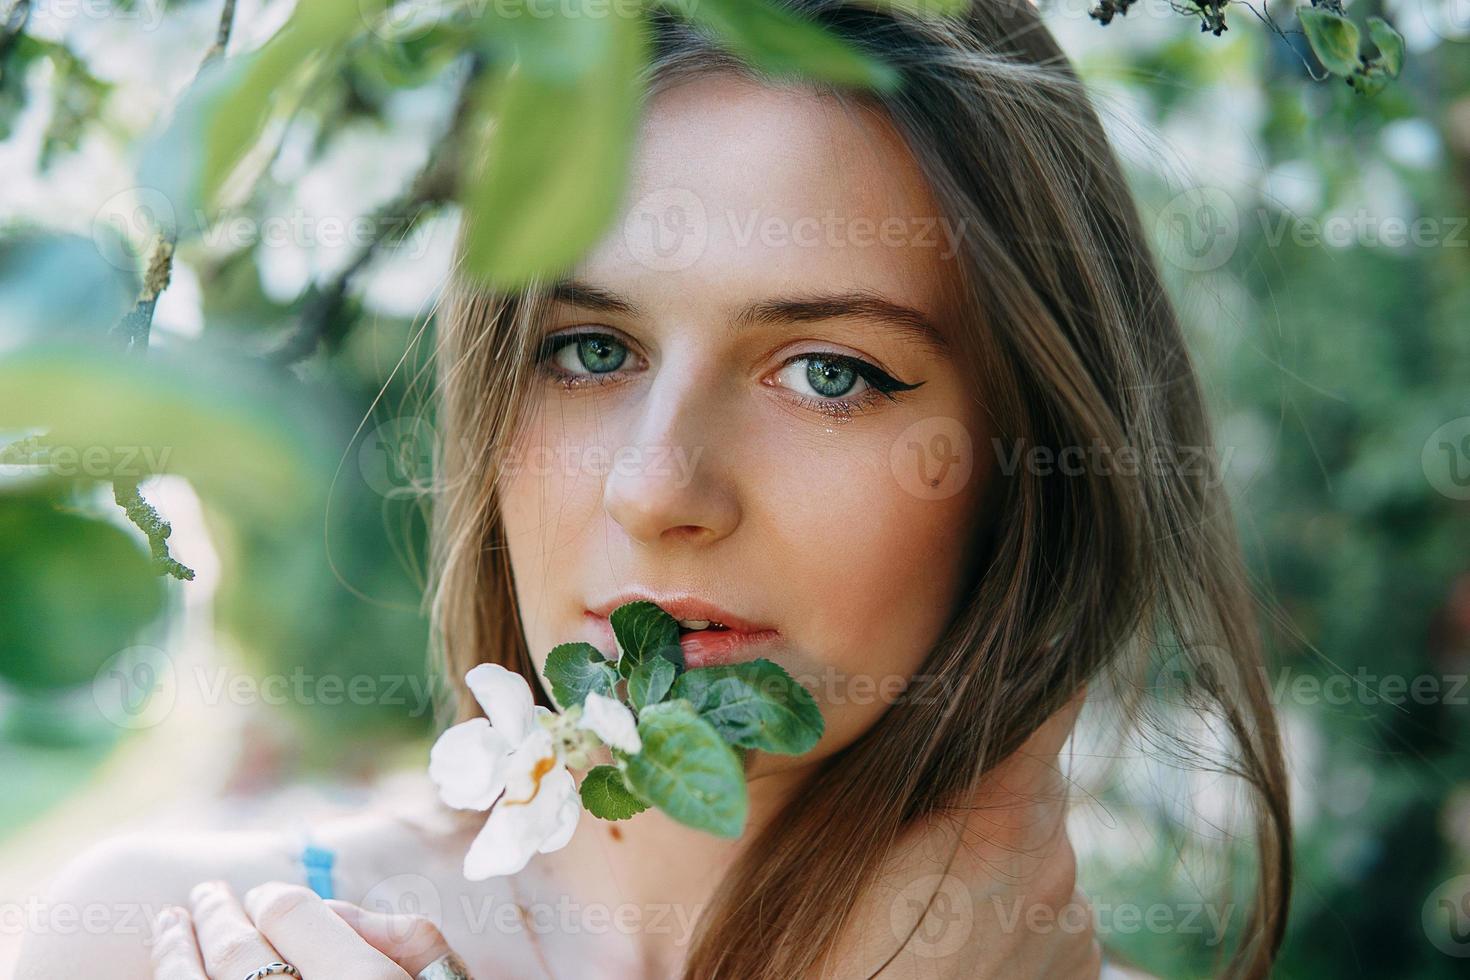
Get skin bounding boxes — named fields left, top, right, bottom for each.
left=15, top=73, right=1121, bottom=979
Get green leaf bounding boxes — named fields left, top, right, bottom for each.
left=628, top=655, right=676, bottom=710
left=0, top=492, right=165, bottom=691
left=657, top=0, right=899, bottom=91
left=622, top=699, right=747, bottom=837
left=579, top=764, right=650, bottom=820
left=459, top=0, right=648, bottom=288
left=543, top=642, right=619, bottom=709
left=1367, top=17, right=1404, bottom=79
left=609, top=600, right=685, bottom=675
left=1299, top=9, right=1361, bottom=78
left=671, top=658, right=824, bottom=754
left=200, top=0, right=367, bottom=208
left=0, top=344, right=327, bottom=520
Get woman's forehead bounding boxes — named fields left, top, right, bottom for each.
left=573, top=72, right=957, bottom=329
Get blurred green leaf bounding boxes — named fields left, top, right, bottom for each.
left=0, top=344, right=328, bottom=519
left=1299, top=9, right=1361, bottom=78
left=459, top=0, right=648, bottom=287
left=200, top=0, right=368, bottom=209
left=1367, top=17, right=1404, bottom=79
left=657, top=0, right=900, bottom=90
left=0, top=491, right=164, bottom=690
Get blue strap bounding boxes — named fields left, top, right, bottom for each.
left=301, top=842, right=336, bottom=900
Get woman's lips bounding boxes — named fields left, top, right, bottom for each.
left=583, top=612, right=779, bottom=669
left=674, top=626, right=781, bottom=669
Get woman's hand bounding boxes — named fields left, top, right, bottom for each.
left=150, top=879, right=461, bottom=979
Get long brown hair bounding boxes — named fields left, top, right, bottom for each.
left=422, top=1, right=1291, bottom=976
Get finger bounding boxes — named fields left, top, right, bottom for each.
left=243, top=882, right=410, bottom=980
left=324, top=898, right=455, bottom=976
left=189, top=880, right=286, bottom=980
left=149, top=905, right=207, bottom=980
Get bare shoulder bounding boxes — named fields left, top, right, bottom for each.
left=13, top=825, right=299, bottom=980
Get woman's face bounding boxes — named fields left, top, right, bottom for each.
left=499, top=72, right=990, bottom=773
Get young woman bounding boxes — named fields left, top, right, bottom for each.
left=18, top=2, right=1290, bottom=978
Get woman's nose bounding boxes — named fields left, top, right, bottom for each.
left=600, top=375, right=740, bottom=547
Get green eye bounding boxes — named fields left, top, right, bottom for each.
left=572, top=336, right=627, bottom=374
left=803, top=356, right=859, bottom=398
left=539, top=332, right=629, bottom=376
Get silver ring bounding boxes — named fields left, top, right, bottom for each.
left=242, top=965, right=300, bottom=980
left=416, top=951, right=473, bottom=980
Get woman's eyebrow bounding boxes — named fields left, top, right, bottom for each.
left=548, top=278, right=950, bottom=356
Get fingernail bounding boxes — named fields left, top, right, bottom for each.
left=156, top=906, right=179, bottom=929
left=189, top=879, right=222, bottom=904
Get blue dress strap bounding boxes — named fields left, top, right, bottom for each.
left=301, top=841, right=336, bottom=900
left=287, top=817, right=337, bottom=900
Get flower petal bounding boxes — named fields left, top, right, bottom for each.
left=427, top=718, right=512, bottom=810
left=462, top=762, right=581, bottom=880
left=577, top=691, right=642, bottom=754
left=465, top=663, right=536, bottom=742
left=536, top=767, right=582, bottom=854
left=502, top=728, right=557, bottom=800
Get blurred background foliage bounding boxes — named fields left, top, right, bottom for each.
left=1, top=0, right=1467, bottom=976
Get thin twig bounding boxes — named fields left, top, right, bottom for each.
left=264, top=54, right=485, bottom=365
left=114, top=479, right=196, bottom=581
left=197, top=0, right=237, bottom=76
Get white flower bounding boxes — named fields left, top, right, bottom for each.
left=427, top=664, right=642, bottom=880
left=428, top=663, right=577, bottom=879
left=579, top=691, right=643, bottom=754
